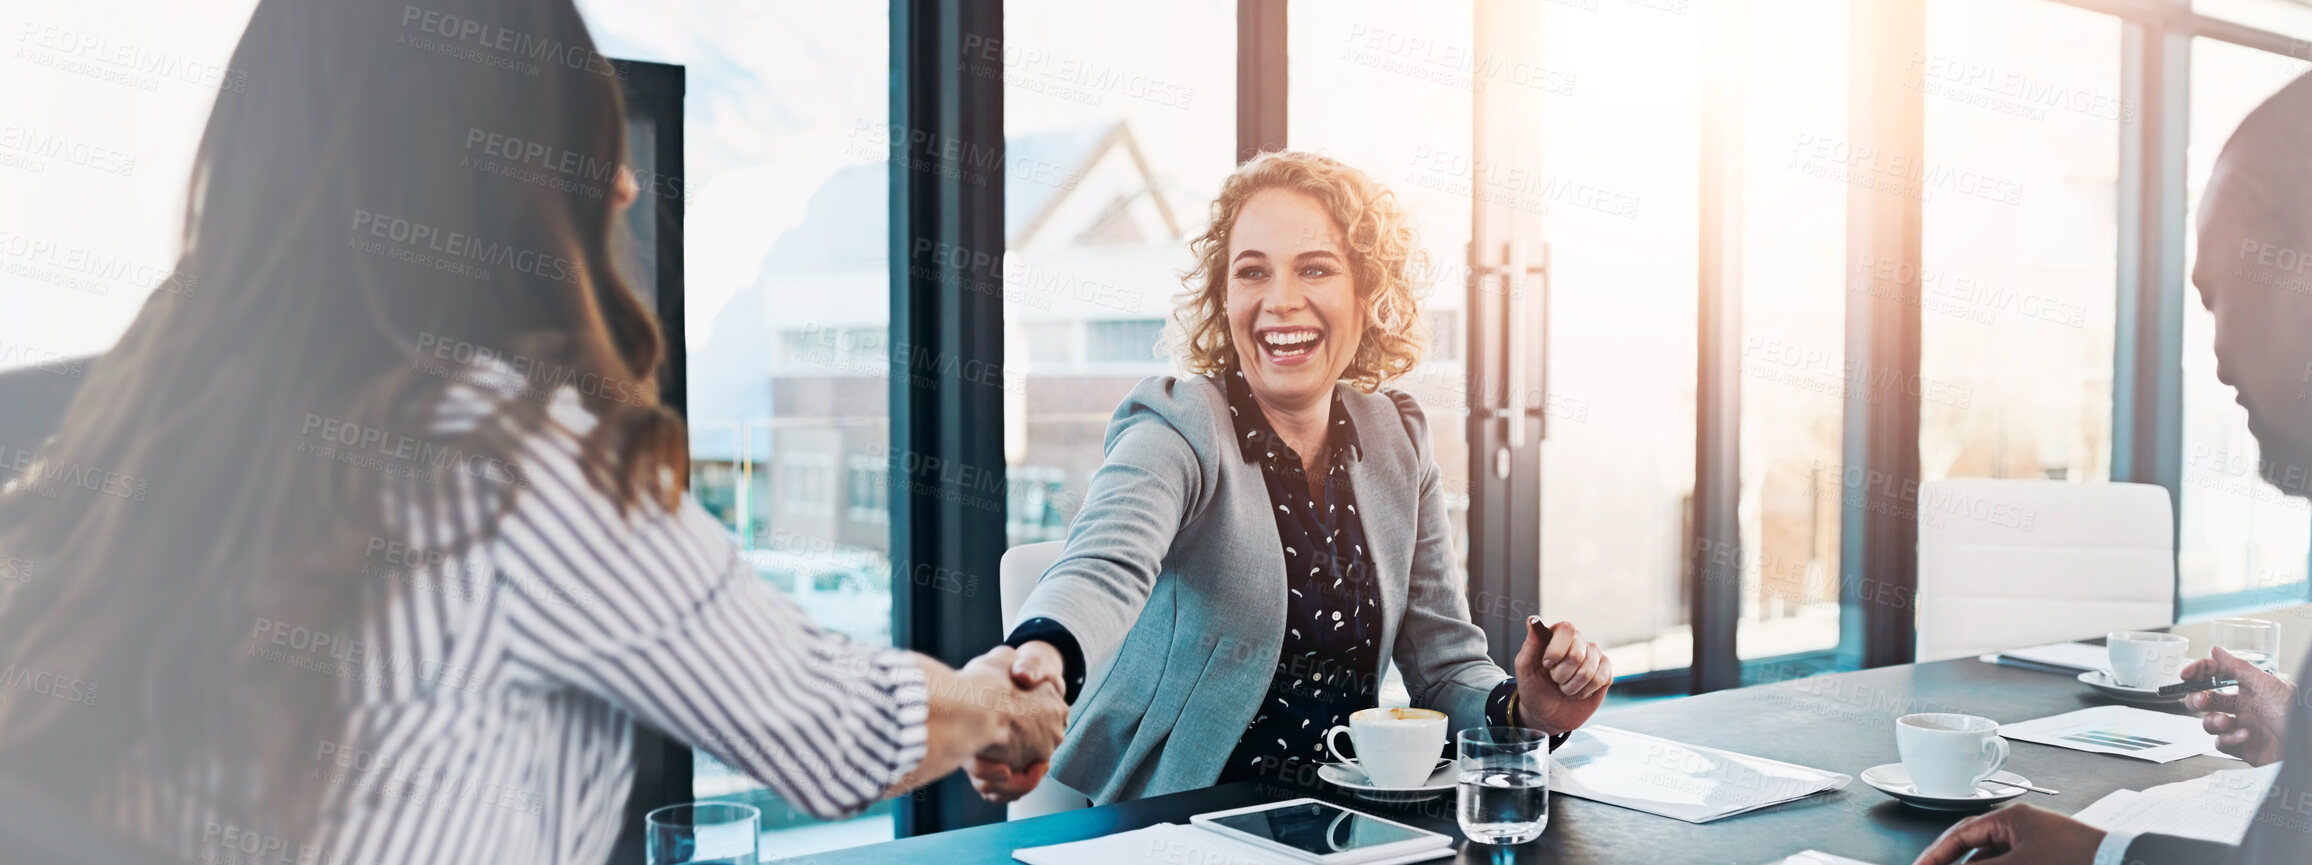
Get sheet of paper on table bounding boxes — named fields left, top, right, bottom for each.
left=1773, top=852, right=1883, bottom=865
left=1984, top=640, right=2110, bottom=673
left=2070, top=763, right=2281, bottom=845
left=1547, top=726, right=1851, bottom=824
left=1998, top=705, right=2230, bottom=763
left=1010, top=822, right=1454, bottom=865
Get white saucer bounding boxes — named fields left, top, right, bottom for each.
left=2077, top=669, right=2185, bottom=704
left=1859, top=764, right=2031, bottom=812
left=1316, top=758, right=1456, bottom=803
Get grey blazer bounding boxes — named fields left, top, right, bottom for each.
left=1016, top=374, right=1508, bottom=804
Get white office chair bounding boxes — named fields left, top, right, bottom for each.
left=999, top=540, right=1093, bottom=819
left=1914, top=479, right=2174, bottom=662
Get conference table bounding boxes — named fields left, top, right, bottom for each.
left=800, top=607, right=2310, bottom=865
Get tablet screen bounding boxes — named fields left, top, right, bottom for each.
left=1202, top=801, right=1434, bottom=858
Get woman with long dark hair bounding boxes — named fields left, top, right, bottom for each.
left=0, top=2, right=1060, bottom=863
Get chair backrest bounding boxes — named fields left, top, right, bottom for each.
left=995, top=540, right=1090, bottom=819
left=999, top=540, right=1066, bottom=630
left=1914, top=479, right=2174, bottom=662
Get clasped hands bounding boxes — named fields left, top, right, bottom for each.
left=955, top=644, right=1068, bottom=804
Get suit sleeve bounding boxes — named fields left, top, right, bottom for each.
left=1383, top=390, right=1512, bottom=735
left=1010, top=411, right=1204, bottom=675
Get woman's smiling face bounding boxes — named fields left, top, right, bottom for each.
left=1225, top=188, right=1363, bottom=411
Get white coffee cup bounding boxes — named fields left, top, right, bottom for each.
left=1895, top=713, right=2008, bottom=798
left=2107, top=631, right=2189, bottom=689
left=1323, top=707, right=1447, bottom=788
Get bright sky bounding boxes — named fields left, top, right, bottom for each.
left=0, top=0, right=258, bottom=367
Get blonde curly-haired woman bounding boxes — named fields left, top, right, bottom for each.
left=975, top=151, right=1614, bottom=805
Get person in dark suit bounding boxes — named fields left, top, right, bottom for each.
left=1914, top=74, right=2312, bottom=865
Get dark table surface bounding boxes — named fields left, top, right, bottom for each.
left=795, top=655, right=2243, bottom=864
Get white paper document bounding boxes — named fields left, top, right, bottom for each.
left=1998, top=705, right=2225, bottom=763
left=2070, top=763, right=2281, bottom=845
left=1986, top=641, right=2110, bottom=673
left=1011, top=822, right=1453, bottom=865
left=1774, top=852, right=1884, bottom=865
left=1547, top=726, right=1851, bottom=824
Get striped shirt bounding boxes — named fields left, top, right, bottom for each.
left=170, top=366, right=927, bottom=865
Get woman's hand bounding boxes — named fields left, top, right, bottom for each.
left=1913, top=804, right=2103, bottom=865
left=962, top=645, right=1067, bottom=804
left=1010, top=640, right=1067, bottom=696
left=2182, top=645, right=2295, bottom=766
left=1513, top=617, right=1611, bottom=735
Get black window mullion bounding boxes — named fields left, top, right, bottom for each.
left=1690, top=1, right=1744, bottom=695
left=1237, top=0, right=1286, bottom=163
left=890, top=0, right=1007, bottom=838
left=2112, top=5, right=2189, bottom=622
left=1466, top=0, right=1545, bottom=672
left=1837, top=0, right=1926, bottom=671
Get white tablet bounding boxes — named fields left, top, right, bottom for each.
left=1188, top=798, right=1452, bottom=865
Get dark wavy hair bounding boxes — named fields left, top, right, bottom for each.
left=0, top=0, right=683, bottom=849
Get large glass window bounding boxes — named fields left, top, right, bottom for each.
left=582, top=1, right=897, bottom=856
left=998, top=0, right=1235, bottom=548
left=1287, top=0, right=1477, bottom=575
left=1919, top=0, right=2120, bottom=491
left=1529, top=1, right=1701, bottom=677
left=2180, top=37, right=2312, bottom=613
left=1736, top=0, right=1847, bottom=666
left=0, top=3, right=253, bottom=367
left=2195, top=0, right=2312, bottom=39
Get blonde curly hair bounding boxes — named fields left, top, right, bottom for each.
left=1171, top=150, right=1431, bottom=392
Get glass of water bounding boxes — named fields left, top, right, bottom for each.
left=646, top=802, right=760, bottom=865
left=2211, top=618, right=2282, bottom=674
left=1457, top=726, right=1550, bottom=845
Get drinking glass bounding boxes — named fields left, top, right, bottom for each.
left=2211, top=618, right=2282, bottom=675
left=1456, top=727, right=1550, bottom=845
left=645, top=802, right=760, bottom=865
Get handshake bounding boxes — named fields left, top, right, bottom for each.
left=949, top=641, right=1071, bottom=804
